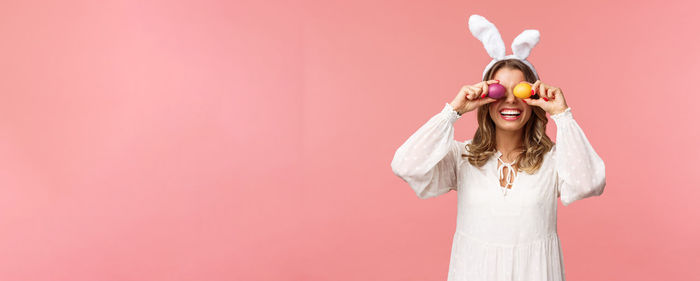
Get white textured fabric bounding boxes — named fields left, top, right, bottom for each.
left=391, top=103, right=606, bottom=281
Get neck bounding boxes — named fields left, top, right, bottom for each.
left=495, top=128, right=524, bottom=160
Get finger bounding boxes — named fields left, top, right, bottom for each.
left=477, top=97, right=498, bottom=106
left=546, top=88, right=556, bottom=100
left=468, top=86, right=484, bottom=99
left=471, top=88, right=482, bottom=100
left=481, top=80, right=500, bottom=98
left=529, top=80, right=539, bottom=98
left=459, top=86, right=469, bottom=97
left=553, top=88, right=564, bottom=100
left=476, top=79, right=499, bottom=86
left=539, top=82, right=548, bottom=101
left=474, top=80, right=498, bottom=93
left=465, top=88, right=477, bottom=101
left=457, top=87, right=469, bottom=102
left=468, top=85, right=481, bottom=91
left=477, top=85, right=488, bottom=98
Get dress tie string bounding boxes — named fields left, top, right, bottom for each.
left=497, top=156, right=517, bottom=196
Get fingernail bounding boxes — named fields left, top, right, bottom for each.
left=481, top=94, right=486, bottom=98
left=543, top=97, right=548, bottom=101
left=495, top=80, right=500, bottom=83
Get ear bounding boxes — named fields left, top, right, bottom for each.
left=468, top=14, right=505, bottom=60
left=511, top=29, right=540, bottom=59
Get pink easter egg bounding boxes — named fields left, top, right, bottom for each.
left=488, top=83, right=506, bottom=99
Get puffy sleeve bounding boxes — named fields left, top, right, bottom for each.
left=391, top=103, right=463, bottom=199
left=551, top=107, right=607, bottom=206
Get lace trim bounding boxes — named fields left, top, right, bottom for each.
left=550, top=107, right=572, bottom=121
left=442, top=102, right=461, bottom=123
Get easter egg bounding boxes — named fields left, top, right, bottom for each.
left=513, top=82, right=533, bottom=99
left=487, top=83, right=506, bottom=99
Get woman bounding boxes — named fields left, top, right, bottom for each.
left=390, top=58, right=606, bottom=280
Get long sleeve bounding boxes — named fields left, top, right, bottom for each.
left=391, top=103, right=463, bottom=199
left=551, top=107, right=606, bottom=206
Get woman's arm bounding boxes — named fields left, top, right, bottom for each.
left=551, top=107, right=607, bottom=206
left=391, top=103, right=462, bottom=199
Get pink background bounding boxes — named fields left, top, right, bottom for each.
left=0, top=0, right=698, bottom=280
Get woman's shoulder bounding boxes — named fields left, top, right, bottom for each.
left=546, top=142, right=556, bottom=157
left=454, top=139, right=474, bottom=164
left=539, top=143, right=557, bottom=168
left=455, top=139, right=473, bottom=153
left=454, top=139, right=473, bottom=169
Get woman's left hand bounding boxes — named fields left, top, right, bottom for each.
left=523, top=80, right=569, bottom=115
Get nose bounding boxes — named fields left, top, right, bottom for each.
left=504, top=88, right=517, bottom=103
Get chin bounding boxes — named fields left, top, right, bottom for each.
left=497, top=122, right=525, bottom=131
left=501, top=123, right=524, bottom=130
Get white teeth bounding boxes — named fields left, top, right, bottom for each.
left=500, top=110, right=521, bottom=115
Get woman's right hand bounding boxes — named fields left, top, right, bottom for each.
left=450, top=79, right=500, bottom=115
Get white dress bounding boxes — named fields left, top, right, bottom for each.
left=391, top=103, right=606, bottom=281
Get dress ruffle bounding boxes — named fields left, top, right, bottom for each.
left=448, top=231, right=565, bottom=281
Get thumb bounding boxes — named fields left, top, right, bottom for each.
left=477, top=97, right=498, bottom=107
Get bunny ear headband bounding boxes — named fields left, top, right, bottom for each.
left=468, top=14, right=540, bottom=81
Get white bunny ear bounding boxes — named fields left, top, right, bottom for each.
left=468, top=14, right=505, bottom=60
left=511, top=29, right=540, bottom=59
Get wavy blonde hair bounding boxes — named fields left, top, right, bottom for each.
left=461, top=59, right=554, bottom=174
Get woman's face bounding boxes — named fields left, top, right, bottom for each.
left=488, top=68, right=532, bottom=132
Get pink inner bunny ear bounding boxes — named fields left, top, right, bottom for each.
left=511, top=29, right=540, bottom=59
left=468, top=14, right=505, bottom=60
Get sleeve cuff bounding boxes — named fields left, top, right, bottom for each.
left=550, top=107, right=572, bottom=124
left=441, top=103, right=461, bottom=124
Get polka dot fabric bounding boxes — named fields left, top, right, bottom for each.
left=391, top=103, right=606, bottom=281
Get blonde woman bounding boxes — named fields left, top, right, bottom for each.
left=390, top=58, right=606, bottom=281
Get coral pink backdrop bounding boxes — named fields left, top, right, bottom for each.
left=0, top=0, right=697, bottom=280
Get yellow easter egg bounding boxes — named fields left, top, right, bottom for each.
left=513, top=82, right=533, bottom=99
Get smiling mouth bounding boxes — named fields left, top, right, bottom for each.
left=499, top=109, right=522, bottom=120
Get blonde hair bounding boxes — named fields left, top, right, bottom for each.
left=462, top=59, right=554, bottom=174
